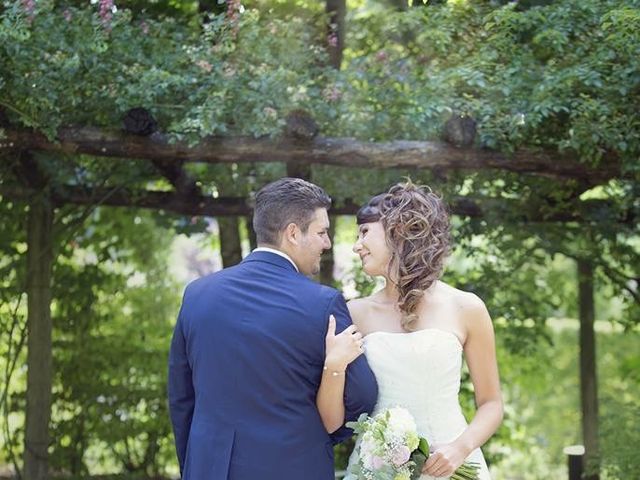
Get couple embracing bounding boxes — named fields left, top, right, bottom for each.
left=168, top=178, right=503, bottom=480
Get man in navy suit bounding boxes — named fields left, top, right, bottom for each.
left=168, top=177, right=378, bottom=479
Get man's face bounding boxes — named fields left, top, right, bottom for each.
left=296, top=208, right=331, bottom=276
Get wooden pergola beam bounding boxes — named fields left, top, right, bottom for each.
left=1, top=126, right=622, bottom=182
left=1, top=183, right=627, bottom=224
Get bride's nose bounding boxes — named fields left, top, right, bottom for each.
left=353, top=239, right=362, bottom=254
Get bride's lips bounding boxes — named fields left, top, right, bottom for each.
left=360, top=253, right=370, bottom=262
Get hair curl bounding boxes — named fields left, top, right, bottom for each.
left=357, top=180, right=451, bottom=330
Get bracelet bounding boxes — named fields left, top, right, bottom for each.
left=323, top=365, right=345, bottom=377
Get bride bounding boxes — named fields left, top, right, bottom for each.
left=316, top=180, right=503, bottom=479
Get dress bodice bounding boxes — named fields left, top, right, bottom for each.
left=364, top=328, right=467, bottom=444
left=346, top=328, right=491, bottom=480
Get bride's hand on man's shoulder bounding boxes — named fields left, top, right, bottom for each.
left=324, top=315, right=364, bottom=371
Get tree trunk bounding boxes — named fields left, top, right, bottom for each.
left=387, top=0, right=408, bottom=10
left=577, top=259, right=599, bottom=480
left=23, top=192, right=54, bottom=480
left=198, top=0, right=226, bottom=15
left=245, top=216, right=257, bottom=251
left=320, top=215, right=337, bottom=286
left=326, top=0, right=346, bottom=69
left=218, top=217, right=242, bottom=267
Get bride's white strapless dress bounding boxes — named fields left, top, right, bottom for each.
left=346, top=328, right=491, bottom=480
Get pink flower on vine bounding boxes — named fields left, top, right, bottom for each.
left=63, top=9, right=73, bottom=23
left=196, top=60, right=213, bottom=73
left=375, top=50, right=388, bottom=63
left=262, top=107, right=277, bottom=120
left=99, top=0, right=116, bottom=29
left=21, top=0, right=36, bottom=23
left=327, top=33, right=338, bottom=48
left=226, top=0, right=242, bottom=37
left=322, top=85, right=342, bottom=102
left=140, top=20, right=150, bottom=35
left=227, top=0, right=242, bottom=17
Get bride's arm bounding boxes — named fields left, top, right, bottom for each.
left=459, top=293, right=503, bottom=448
left=316, top=315, right=364, bottom=433
left=424, top=293, right=503, bottom=477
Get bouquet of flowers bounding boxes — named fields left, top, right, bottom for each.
left=346, top=407, right=480, bottom=480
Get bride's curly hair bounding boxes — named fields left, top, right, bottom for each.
left=357, top=180, right=451, bottom=331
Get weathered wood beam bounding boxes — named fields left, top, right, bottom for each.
left=1, top=183, right=631, bottom=224
left=1, top=127, right=622, bottom=182
left=151, top=159, right=201, bottom=197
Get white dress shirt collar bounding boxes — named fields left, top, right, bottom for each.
left=252, top=247, right=299, bottom=272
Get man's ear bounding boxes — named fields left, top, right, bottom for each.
left=282, top=223, right=300, bottom=246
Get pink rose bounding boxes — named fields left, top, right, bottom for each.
left=391, top=445, right=411, bottom=466
left=372, top=456, right=384, bottom=470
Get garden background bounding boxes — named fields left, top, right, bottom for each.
left=0, top=0, right=638, bottom=479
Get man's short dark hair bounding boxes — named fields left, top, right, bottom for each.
left=253, top=177, right=332, bottom=245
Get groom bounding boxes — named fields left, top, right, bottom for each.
left=168, top=177, right=378, bottom=479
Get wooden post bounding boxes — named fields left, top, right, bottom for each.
left=563, top=445, right=585, bottom=480
left=218, top=216, right=243, bottom=267
left=23, top=191, right=54, bottom=480
left=326, top=0, right=346, bottom=69
left=246, top=215, right=257, bottom=252
left=577, top=260, right=599, bottom=480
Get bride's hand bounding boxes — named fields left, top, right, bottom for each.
left=324, top=315, right=364, bottom=371
left=422, top=441, right=470, bottom=478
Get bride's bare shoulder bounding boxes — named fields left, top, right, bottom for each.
left=438, top=281, right=487, bottom=311
left=347, top=296, right=376, bottom=330
left=438, top=282, right=491, bottom=331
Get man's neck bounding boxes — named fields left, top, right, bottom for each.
left=254, top=245, right=299, bottom=272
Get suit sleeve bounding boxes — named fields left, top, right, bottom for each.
left=168, top=298, right=195, bottom=474
left=326, top=293, right=378, bottom=445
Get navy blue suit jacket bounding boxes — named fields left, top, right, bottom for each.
left=168, top=251, right=378, bottom=479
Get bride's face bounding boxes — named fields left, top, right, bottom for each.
left=353, top=221, right=391, bottom=277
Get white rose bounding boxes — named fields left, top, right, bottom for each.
left=387, top=407, right=417, bottom=437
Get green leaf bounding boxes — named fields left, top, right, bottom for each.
left=418, top=437, right=430, bottom=457
left=410, top=451, right=427, bottom=480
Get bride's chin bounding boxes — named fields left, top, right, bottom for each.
left=362, top=265, right=379, bottom=277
